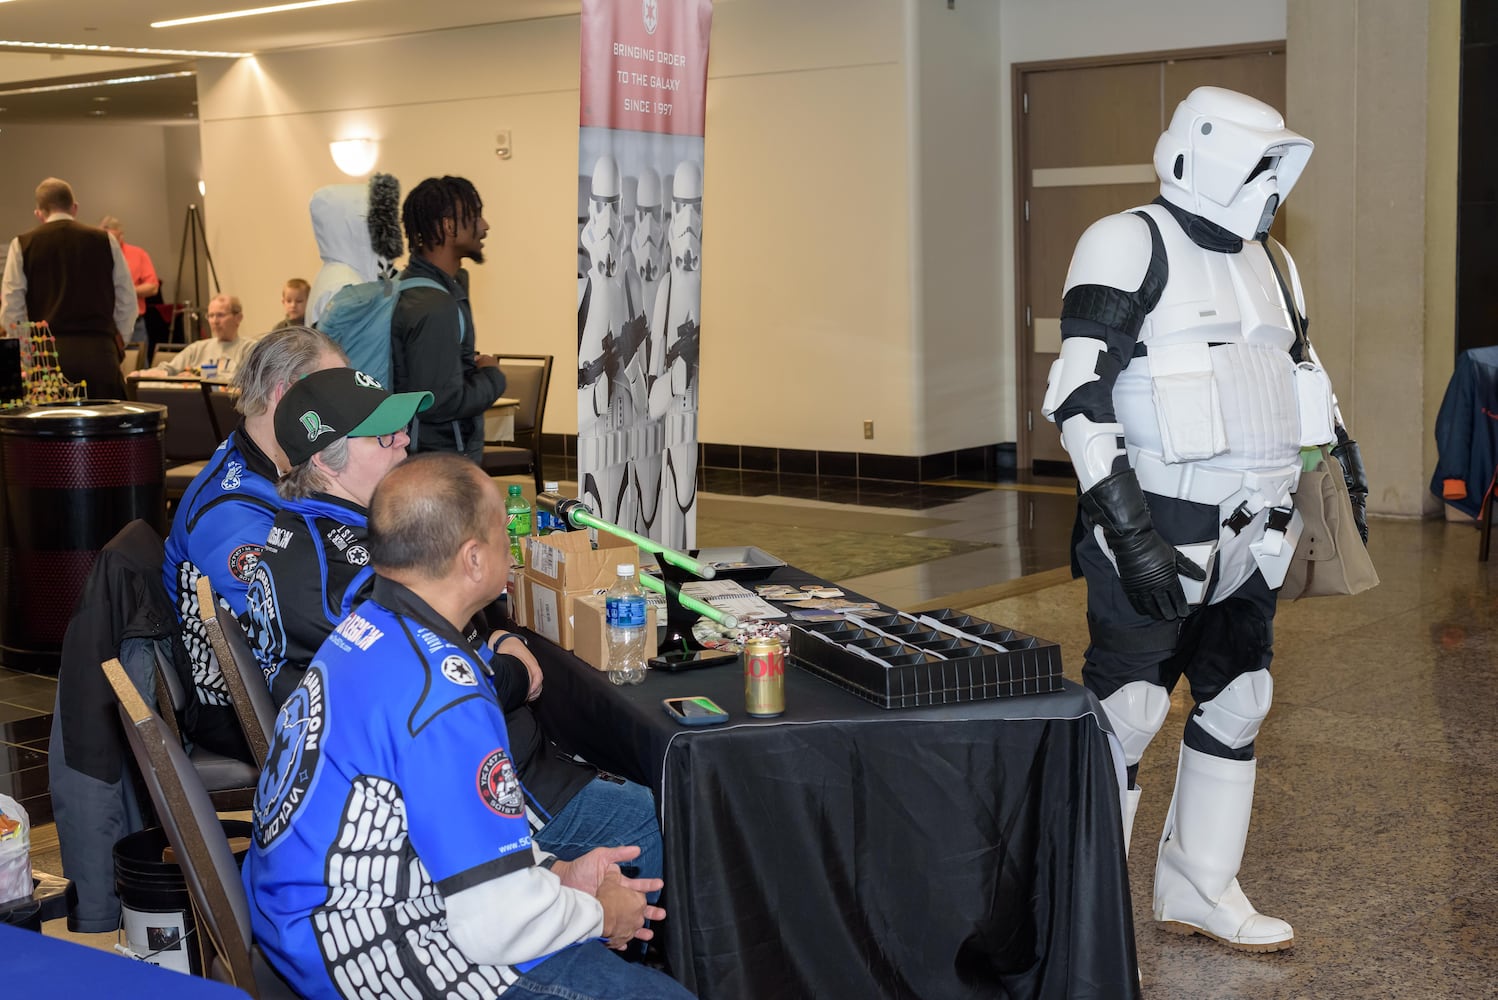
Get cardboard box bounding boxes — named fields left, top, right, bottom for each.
left=525, top=530, right=639, bottom=592
left=572, top=593, right=659, bottom=671
left=523, top=575, right=602, bottom=649
left=507, top=568, right=529, bottom=628
left=519, top=531, right=644, bottom=649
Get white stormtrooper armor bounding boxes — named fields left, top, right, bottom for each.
left=1042, top=87, right=1348, bottom=954
left=629, top=168, right=670, bottom=535
left=650, top=160, right=704, bottom=549
left=578, top=155, right=649, bottom=533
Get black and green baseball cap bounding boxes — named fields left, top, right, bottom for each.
left=275, top=368, right=433, bottom=467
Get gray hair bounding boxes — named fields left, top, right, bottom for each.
left=231, top=325, right=346, bottom=417
left=277, top=435, right=350, bottom=500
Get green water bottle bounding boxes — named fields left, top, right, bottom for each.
left=506, top=484, right=532, bottom=567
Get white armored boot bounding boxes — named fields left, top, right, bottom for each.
left=1153, top=743, right=1293, bottom=951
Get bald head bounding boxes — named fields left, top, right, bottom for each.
left=35, top=178, right=76, bottom=215
left=370, top=453, right=500, bottom=581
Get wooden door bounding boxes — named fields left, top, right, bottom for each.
left=1014, top=46, right=1285, bottom=473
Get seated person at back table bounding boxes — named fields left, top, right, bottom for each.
left=272, top=276, right=309, bottom=330
left=137, top=293, right=258, bottom=376
left=245, top=452, right=693, bottom=1000
left=161, top=326, right=346, bottom=758
left=244, top=368, right=666, bottom=885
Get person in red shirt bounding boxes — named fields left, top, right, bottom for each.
left=101, top=216, right=160, bottom=345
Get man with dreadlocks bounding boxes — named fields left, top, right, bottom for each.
left=391, top=175, right=506, bottom=462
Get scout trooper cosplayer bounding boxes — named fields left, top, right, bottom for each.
left=1043, top=87, right=1369, bottom=953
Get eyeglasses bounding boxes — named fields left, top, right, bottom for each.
left=375, top=433, right=401, bottom=449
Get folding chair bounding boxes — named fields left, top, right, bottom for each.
left=481, top=354, right=553, bottom=492
left=197, top=577, right=276, bottom=769
left=105, top=658, right=299, bottom=999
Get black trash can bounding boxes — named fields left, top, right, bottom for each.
left=0, top=400, right=165, bottom=674
left=114, top=820, right=251, bottom=977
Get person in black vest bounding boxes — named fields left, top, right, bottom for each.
left=1, top=177, right=135, bottom=397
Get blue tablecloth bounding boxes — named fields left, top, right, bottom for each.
left=0, top=922, right=250, bottom=997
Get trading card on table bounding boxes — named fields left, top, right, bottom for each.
left=754, top=584, right=807, bottom=600
left=785, top=598, right=880, bottom=613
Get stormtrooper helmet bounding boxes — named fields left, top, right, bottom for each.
left=586, top=155, right=624, bottom=247
left=1154, top=86, right=1313, bottom=241
left=668, top=160, right=702, bottom=274
left=631, top=168, right=665, bottom=282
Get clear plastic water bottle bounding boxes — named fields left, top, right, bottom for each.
left=506, top=484, right=532, bottom=568
left=536, top=480, right=562, bottom=535
left=604, top=564, right=648, bottom=685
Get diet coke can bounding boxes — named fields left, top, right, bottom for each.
left=743, top=636, right=785, bottom=717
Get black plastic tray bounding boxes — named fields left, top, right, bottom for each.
left=788, top=608, right=1063, bottom=709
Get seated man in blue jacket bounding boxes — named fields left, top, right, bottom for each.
left=245, top=452, right=691, bottom=1000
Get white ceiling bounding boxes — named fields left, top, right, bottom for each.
left=0, top=0, right=580, bottom=123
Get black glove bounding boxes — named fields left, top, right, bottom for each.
left=1079, top=468, right=1207, bottom=621
left=1330, top=437, right=1370, bottom=545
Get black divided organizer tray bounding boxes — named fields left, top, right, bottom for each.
left=788, top=608, right=1064, bottom=709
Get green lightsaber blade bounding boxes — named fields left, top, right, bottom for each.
left=637, top=571, right=738, bottom=629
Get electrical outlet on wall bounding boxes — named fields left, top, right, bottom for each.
left=863, top=419, right=874, bottom=440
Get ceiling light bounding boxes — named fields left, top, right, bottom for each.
left=0, top=39, right=249, bottom=58
left=92, top=96, right=110, bottom=103
left=152, top=0, right=363, bottom=29
left=0, top=71, right=195, bottom=98
left=329, top=137, right=379, bottom=177
left=87, top=109, right=108, bottom=117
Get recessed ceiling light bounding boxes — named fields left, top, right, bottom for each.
left=92, top=96, right=110, bottom=102
left=0, top=70, right=195, bottom=97
left=152, top=0, right=364, bottom=29
left=87, top=109, right=107, bottom=117
left=0, top=39, right=250, bottom=58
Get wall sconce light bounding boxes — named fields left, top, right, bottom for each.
left=196, top=179, right=206, bottom=197
left=329, top=137, right=378, bottom=177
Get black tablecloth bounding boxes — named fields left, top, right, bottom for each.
left=527, top=649, right=1132, bottom=994
left=525, top=575, right=1138, bottom=1000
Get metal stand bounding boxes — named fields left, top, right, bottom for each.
left=170, top=204, right=220, bottom=344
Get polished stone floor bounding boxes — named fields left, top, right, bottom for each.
left=964, top=515, right=1498, bottom=999
left=12, top=470, right=1496, bottom=998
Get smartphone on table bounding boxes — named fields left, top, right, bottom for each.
left=662, top=696, right=730, bottom=726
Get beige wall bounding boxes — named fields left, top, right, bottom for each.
left=1286, top=0, right=1460, bottom=517
left=0, top=122, right=195, bottom=301
left=196, top=0, right=922, bottom=451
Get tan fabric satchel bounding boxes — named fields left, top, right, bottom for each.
left=1281, top=445, right=1379, bottom=600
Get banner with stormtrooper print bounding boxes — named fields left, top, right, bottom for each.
left=577, top=0, right=711, bottom=548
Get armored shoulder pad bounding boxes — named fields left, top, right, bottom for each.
left=1063, top=213, right=1154, bottom=295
